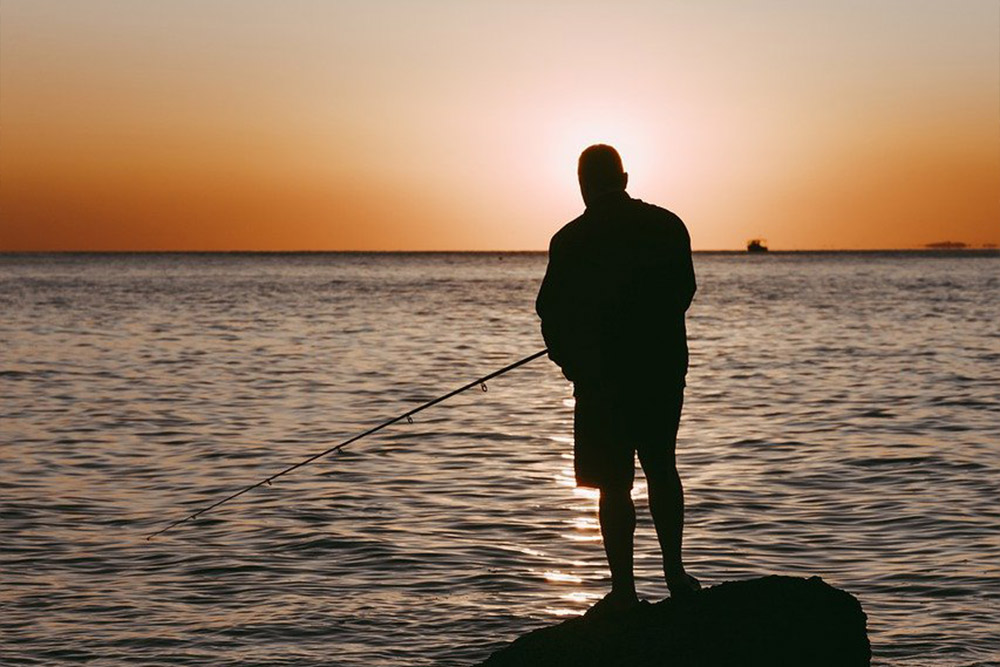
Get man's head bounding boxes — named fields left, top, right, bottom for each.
left=578, top=144, right=628, bottom=206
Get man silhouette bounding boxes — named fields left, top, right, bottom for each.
left=536, top=144, right=700, bottom=615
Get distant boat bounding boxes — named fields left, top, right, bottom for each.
left=924, top=241, right=967, bottom=249
left=747, top=238, right=769, bottom=253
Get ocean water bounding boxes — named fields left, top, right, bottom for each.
left=1, top=251, right=998, bottom=666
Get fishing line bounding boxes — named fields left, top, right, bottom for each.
left=146, top=348, right=549, bottom=540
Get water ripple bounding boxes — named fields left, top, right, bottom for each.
left=1, top=251, right=998, bottom=666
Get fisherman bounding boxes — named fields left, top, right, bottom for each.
left=536, top=144, right=700, bottom=615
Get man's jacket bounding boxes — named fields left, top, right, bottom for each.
left=536, top=191, right=696, bottom=397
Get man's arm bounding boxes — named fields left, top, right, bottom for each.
left=536, top=237, right=578, bottom=381
left=675, top=220, right=696, bottom=314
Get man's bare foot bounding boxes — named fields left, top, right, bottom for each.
left=583, top=590, right=640, bottom=619
left=666, top=571, right=702, bottom=600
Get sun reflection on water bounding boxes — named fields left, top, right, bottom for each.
left=560, top=591, right=601, bottom=605
left=560, top=532, right=602, bottom=542
left=540, top=570, right=583, bottom=584
left=542, top=606, right=585, bottom=617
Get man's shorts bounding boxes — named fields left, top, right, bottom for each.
left=573, top=386, right=684, bottom=490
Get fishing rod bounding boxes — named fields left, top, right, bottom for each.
left=146, top=348, right=549, bottom=540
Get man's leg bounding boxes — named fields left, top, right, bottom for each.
left=637, top=391, right=700, bottom=597
left=642, top=456, right=695, bottom=589
left=598, top=485, right=637, bottom=602
left=576, top=392, right=641, bottom=614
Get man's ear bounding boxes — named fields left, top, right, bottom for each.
left=622, top=172, right=629, bottom=190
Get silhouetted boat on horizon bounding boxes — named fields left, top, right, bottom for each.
left=747, top=238, right=768, bottom=253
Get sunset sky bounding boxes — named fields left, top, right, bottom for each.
left=1, top=1, right=997, bottom=251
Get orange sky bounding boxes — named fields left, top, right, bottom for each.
left=1, top=1, right=998, bottom=251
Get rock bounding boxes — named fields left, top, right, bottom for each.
left=476, top=576, right=870, bottom=667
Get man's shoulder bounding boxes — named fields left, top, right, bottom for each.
left=548, top=196, right=689, bottom=251
left=549, top=213, right=589, bottom=249
left=624, top=198, right=690, bottom=247
left=630, top=197, right=685, bottom=226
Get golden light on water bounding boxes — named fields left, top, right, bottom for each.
left=561, top=591, right=601, bottom=605
left=540, top=570, right=584, bottom=584
left=543, top=606, right=586, bottom=617
left=562, top=532, right=603, bottom=543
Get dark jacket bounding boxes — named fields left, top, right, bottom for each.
left=535, top=191, right=696, bottom=397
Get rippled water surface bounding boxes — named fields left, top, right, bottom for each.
left=2, top=251, right=998, bottom=666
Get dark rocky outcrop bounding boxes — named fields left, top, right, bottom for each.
left=477, top=576, right=870, bottom=667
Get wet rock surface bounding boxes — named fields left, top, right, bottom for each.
left=477, top=576, right=870, bottom=667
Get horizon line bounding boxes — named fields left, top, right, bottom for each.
left=2, top=247, right=998, bottom=254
